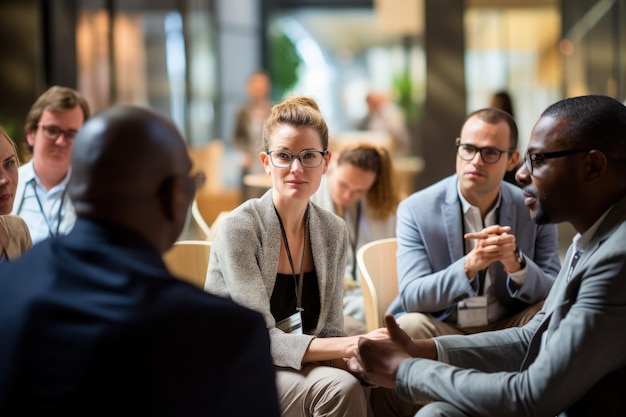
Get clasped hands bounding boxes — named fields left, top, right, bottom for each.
left=346, top=314, right=436, bottom=389
left=463, top=224, right=521, bottom=277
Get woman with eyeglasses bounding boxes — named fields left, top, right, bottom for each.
left=205, top=96, right=390, bottom=417
left=0, top=126, right=32, bottom=262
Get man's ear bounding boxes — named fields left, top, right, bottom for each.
left=26, top=132, right=35, bottom=147
left=506, top=150, right=520, bottom=172
left=584, top=150, right=608, bottom=182
left=157, top=177, right=177, bottom=221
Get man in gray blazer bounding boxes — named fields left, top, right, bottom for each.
left=351, top=95, right=626, bottom=416
left=388, top=108, right=560, bottom=338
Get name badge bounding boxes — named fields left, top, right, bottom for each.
left=457, top=296, right=488, bottom=327
left=276, top=310, right=303, bottom=334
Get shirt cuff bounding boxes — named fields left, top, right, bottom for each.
left=508, top=264, right=528, bottom=286
left=434, top=338, right=448, bottom=363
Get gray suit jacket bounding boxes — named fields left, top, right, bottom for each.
left=395, top=194, right=626, bottom=416
left=388, top=175, right=560, bottom=320
left=205, top=190, right=349, bottom=370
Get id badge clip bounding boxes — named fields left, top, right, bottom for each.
left=457, top=295, right=488, bottom=327
left=276, top=310, right=303, bottom=334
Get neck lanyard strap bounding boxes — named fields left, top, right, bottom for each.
left=274, top=204, right=309, bottom=311
left=348, top=201, right=362, bottom=280
left=29, top=178, right=66, bottom=237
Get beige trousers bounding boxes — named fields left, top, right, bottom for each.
left=276, top=363, right=370, bottom=417
left=397, top=301, right=544, bottom=339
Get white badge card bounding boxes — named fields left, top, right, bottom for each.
left=276, top=310, right=303, bottom=334
left=457, top=296, right=488, bottom=327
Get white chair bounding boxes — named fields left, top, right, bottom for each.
left=163, top=240, right=212, bottom=289
left=357, top=238, right=399, bottom=331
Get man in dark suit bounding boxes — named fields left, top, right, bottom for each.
left=0, top=105, right=280, bottom=417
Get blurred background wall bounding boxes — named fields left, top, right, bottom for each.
left=1, top=0, right=624, bottom=190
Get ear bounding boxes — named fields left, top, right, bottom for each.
left=506, top=150, right=520, bottom=172
left=157, top=177, right=177, bottom=221
left=260, top=151, right=271, bottom=174
left=584, top=150, right=607, bottom=182
left=26, top=132, right=35, bottom=147
left=322, top=150, right=332, bottom=175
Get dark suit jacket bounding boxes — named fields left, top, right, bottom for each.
left=0, top=219, right=280, bottom=417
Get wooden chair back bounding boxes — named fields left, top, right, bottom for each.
left=163, top=240, right=212, bottom=289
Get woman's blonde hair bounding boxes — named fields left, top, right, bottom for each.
left=336, top=143, right=399, bottom=218
left=0, top=125, right=20, bottom=166
left=261, top=96, right=329, bottom=151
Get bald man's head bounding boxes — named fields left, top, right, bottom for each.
left=69, top=105, right=196, bottom=252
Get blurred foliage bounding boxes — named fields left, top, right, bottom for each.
left=392, top=71, right=422, bottom=124
left=269, top=31, right=301, bottom=102
left=0, top=116, right=18, bottom=139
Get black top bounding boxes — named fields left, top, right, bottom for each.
left=270, top=270, right=320, bottom=334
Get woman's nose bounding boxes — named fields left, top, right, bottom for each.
left=289, top=157, right=304, bottom=173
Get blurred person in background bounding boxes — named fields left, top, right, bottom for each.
left=312, top=143, right=400, bottom=335
left=490, top=90, right=521, bottom=186
left=358, top=91, right=410, bottom=157
left=12, top=86, right=90, bottom=244
left=233, top=69, right=273, bottom=176
left=489, top=90, right=514, bottom=117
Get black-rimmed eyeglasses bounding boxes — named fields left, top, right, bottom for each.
left=524, top=149, right=590, bottom=175
left=266, top=149, right=328, bottom=168
left=38, top=124, right=79, bottom=142
left=456, top=141, right=515, bottom=164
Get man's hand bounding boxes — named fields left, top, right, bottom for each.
left=464, top=225, right=520, bottom=277
left=347, top=315, right=437, bottom=388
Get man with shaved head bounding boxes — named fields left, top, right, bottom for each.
left=0, top=105, right=280, bottom=417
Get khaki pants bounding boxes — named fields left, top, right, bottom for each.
left=276, top=363, right=370, bottom=417
left=397, top=302, right=544, bottom=339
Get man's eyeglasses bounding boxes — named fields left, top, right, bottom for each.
left=524, top=149, right=591, bottom=175
left=456, top=141, right=514, bottom=164
left=266, top=149, right=328, bottom=168
left=38, top=124, right=79, bottom=142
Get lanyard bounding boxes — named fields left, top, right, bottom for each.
left=29, top=178, right=66, bottom=238
left=274, top=204, right=309, bottom=312
left=346, top=201, right=362, bottom=280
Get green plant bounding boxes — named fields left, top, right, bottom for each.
left=392, top=71, right=422, bottom=123
left=268, top=30, right=301, bottom=101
